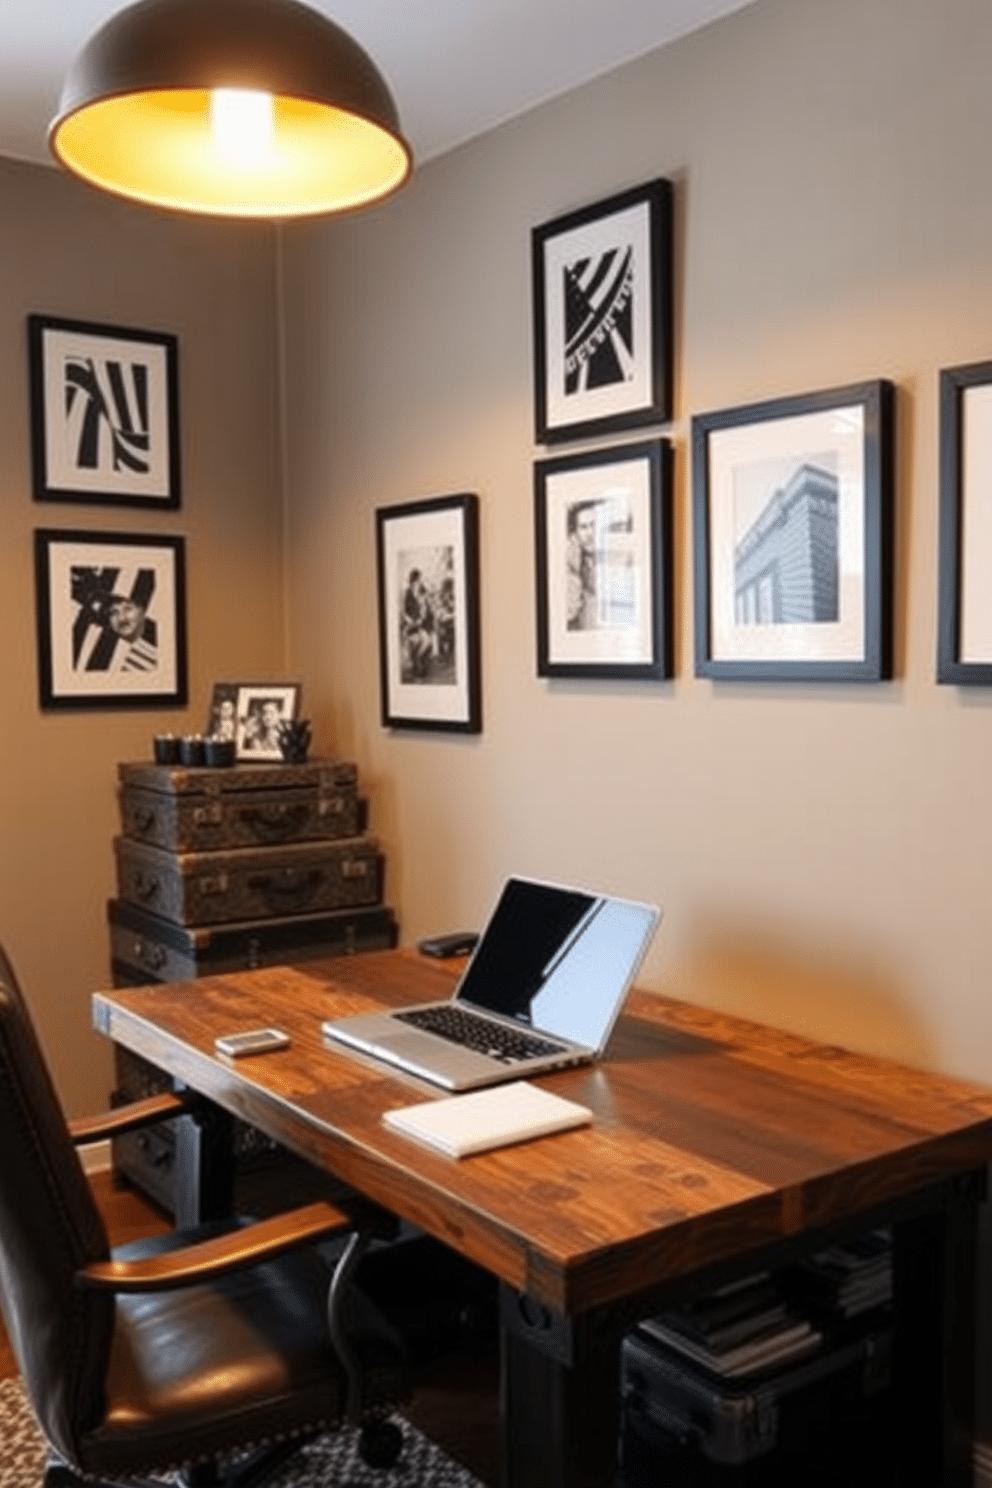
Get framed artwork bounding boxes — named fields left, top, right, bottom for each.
left=34, top=529, right=187, bottom=710
left=531, top=178, right=672, bottom=444
left=534, top=439, right=672, bottom=680
left=28, top=313, right=180, bottom=508
left=376, top=493, right=481, bottom=732
left=691, top=381, right=894, bottom=683
left=205, top=681, right=239, bottom=741
left=937, top=359, right=992, bottom=684
left=232, top=683, right=301, bottom=760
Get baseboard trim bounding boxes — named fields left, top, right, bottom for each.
left=79, top=1139, right=112, bottom=1176
left=975, top=1441, right=992, bottom=1488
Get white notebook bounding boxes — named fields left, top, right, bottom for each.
left=382, top=1080, right=593, bottom=1158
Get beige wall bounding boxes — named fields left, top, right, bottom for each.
left=280, top=0, right=992, bottom=1087
left=0, top=156, right=285, bottom=1115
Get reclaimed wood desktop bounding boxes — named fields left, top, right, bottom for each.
left=93, top=949, right=992, bottom=1488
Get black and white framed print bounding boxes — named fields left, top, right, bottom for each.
left=34, top=529, right=187, bottom=710
left=376, top=493, right=481, bottom=732
left=692, top=380, right=894, bottom=682
left=937, top=360, right=992, bottom=684
left=534, top=439, right=672, bottom=680
left=28, top=314, right=180, bottom=508
left=531, top=178, right=672, bottom=444
left=233, top=682, right=302, bottom=760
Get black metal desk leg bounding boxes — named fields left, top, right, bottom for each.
left=499, top=1286, right=623, bottom=1488
left=892, top=1169, right=986, bottom=1488
left=172, top=1089, right=235, bottom=1228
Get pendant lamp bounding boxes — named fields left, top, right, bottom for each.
left=50, top=0, right=412, bottom=219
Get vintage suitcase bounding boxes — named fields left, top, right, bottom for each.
left=117, top=758, right=365, bottom=852
left=108, top=897, right=398, bottom=983
left=114, top=834, right=384, bottom=926
left=620, top=1321, right=892, bottom=1488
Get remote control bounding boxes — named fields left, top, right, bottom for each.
left=215, top=1028, right=290, bottom=1057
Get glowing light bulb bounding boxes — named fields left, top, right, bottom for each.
left=210, top=89, right=275, bottom=163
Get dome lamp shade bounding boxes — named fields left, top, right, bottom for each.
left=49, top=0, right=412, bottom=219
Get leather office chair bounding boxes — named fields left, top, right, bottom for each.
left=0, top=944, right=410, bottom=1487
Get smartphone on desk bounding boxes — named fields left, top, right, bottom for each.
left=215, top=1028, right=290, bottom=1058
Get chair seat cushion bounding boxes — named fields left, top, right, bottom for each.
left=78, top=1221, right=408, bottom=1477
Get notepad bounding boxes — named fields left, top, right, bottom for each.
left=382, top=1080, right=593, bottom=1158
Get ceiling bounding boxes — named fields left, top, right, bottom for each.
left=0, top=0, right=756, bottom=172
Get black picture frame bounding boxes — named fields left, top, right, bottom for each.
left=34, top=528, right=187, bottom=710
left=937, top=359, right=992, bottom=684
left=534, top=439, right=672, bottom=680
left=231, top=682, right=302, bottom=760
left=692, top=380, right=894, bottom=682
left=28, top=313, right=181, bottom=508
left=376, top=493, right=481, bottom=733
left=531, top=178, right=672, bottom=445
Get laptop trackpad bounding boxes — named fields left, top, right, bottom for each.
left=371, top=1029, right=500, bottom=1085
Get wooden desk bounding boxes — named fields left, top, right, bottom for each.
left=93, top=949, right=992, bottom=1488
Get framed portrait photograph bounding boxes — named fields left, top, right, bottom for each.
left=534, top=439, right=672, bottom=680
left=34, top=528, right=187, bottom=710
left=531, top=178, right=672, bottom=445
left=232, top=683, right=301, bottom=760
left=692, top=380, right=894, bottom=682
left=205, top=681, right=239, bottom=741
left=937, top=359, right=992, bottom=684
left=28, top=313, right=180, bottom=508
left=376, top=493, right=481, bottom=733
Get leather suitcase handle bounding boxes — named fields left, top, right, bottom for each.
left=239, top=803, right=311, bottom=842
left=131, top=869, right=161, bottom=903
left=247, top=868, right=323, bottom=908
left=130, top=804, right=158, bottom=835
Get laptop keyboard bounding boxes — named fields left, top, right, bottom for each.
left=395, top=1004, right=566, bottom=1063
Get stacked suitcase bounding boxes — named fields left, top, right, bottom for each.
left=620, top=1231, right=895, bottom=1487
left=107, top=756, right=399, bottom=1212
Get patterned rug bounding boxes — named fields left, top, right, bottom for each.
left=0, top=1377, right=484, bottom=1488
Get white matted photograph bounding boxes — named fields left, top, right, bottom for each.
left=234, top=683, right=301, bottom=760
left=534, top=440, right=671, bottom=680
left=937, top=360, right=992, bottom=684
left=34, top=528, right=187, bottom=709
left=28, top=313, right=180, bottom=508
left=692, top=381, right=894, bottom=682
left=531, top=179, right=672, bottom=444
left=376, top=493, right=481, bottom=732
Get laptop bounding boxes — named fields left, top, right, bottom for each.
left=322, top=876, right=660, bottom=1091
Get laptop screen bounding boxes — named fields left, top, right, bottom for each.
left=455, top=877, right=659, bottom=1051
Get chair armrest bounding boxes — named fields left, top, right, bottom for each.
left=76, top=1199, right=353, bottom=1292
left=68, top=1090, right=191, bottom=1146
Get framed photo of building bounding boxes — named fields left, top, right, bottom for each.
left=937, top=359, right=992, bottom=684
left=34, top=529, right=187, bottom=709
left=534, top=439, right=672, bottom=680
left=531, top=179, right=672, bottom=444
left=232, top=682, right=301, bottom=760
left=28, top=314, right=180, bottom=508
left=692, top=381, right=894, bottom=681
left=376, top=493, right=481, bottom=732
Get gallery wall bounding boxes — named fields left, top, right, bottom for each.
left=279, top=0, right=992, bottom=1088
left=0, top=156, right=286, bottom=1115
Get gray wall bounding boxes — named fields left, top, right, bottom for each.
left=280, top=0, right=992, bottom=1088
left=0, top=156, right=285, bottom=1114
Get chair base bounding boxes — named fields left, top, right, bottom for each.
left=43, top=1419, right=403, bottom=1488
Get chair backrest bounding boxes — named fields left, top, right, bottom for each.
left=0, top=945, right=114, bottom=1464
